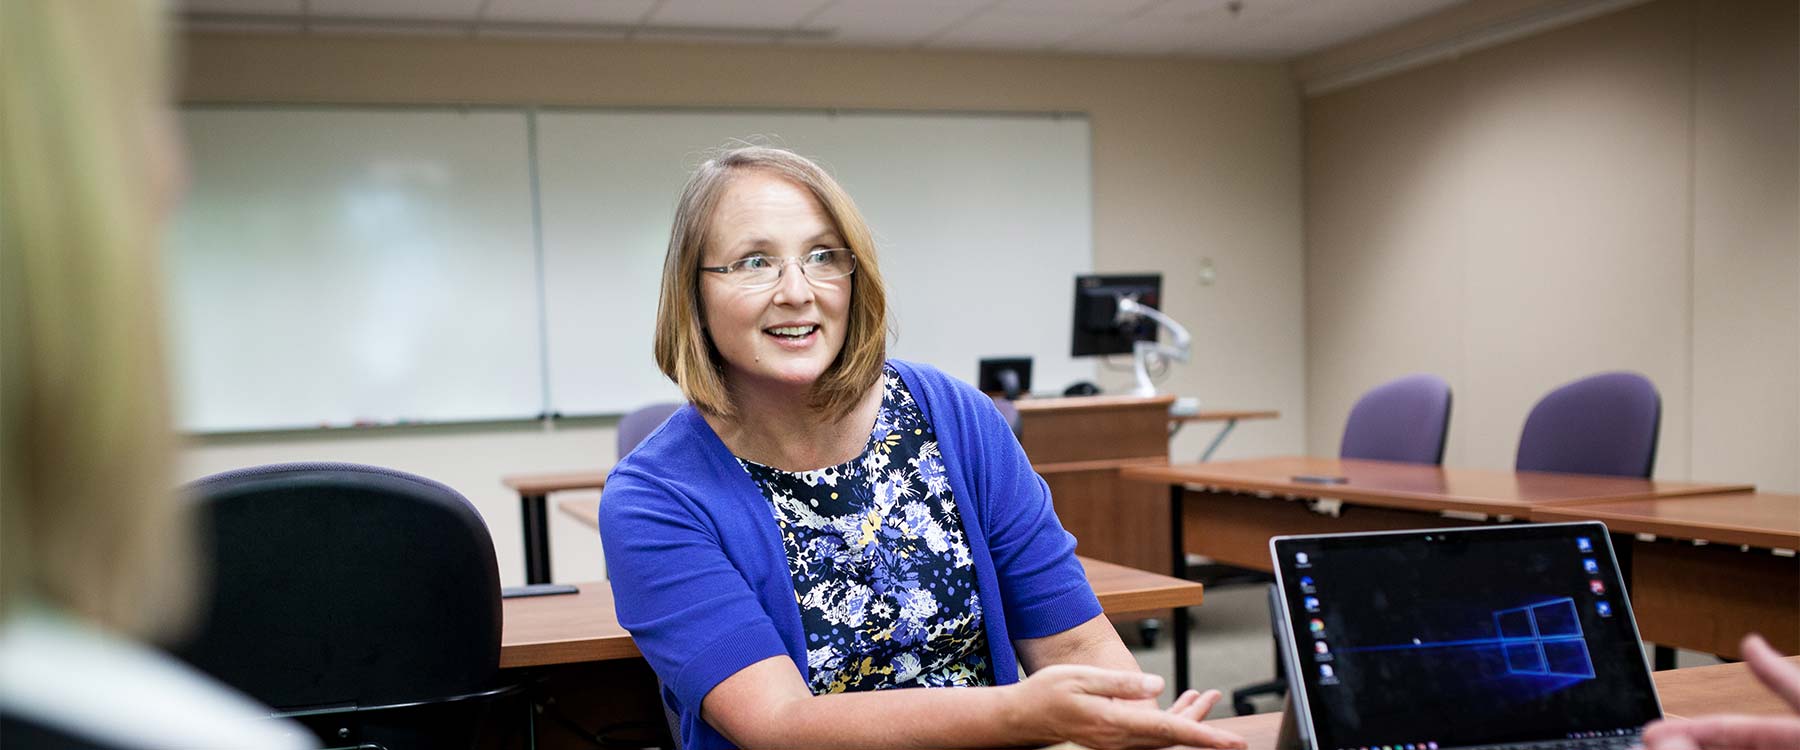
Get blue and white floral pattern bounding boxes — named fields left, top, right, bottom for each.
left=737, top=366, right=992, bottom=694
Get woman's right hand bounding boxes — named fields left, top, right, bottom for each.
left=1641, top=634, right=1800, bottom=750
left=1003, top=664, right=1248, bottom=749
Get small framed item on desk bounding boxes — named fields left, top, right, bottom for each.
left=502, top=583, right=579, bottom=599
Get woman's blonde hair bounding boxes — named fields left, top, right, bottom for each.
left=653, top=146, right=889, bottom=418
left=0, top=0, right=194, bottom=641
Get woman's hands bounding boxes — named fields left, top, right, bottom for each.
left=1002, top=664, right=1247, bottom=749
left=1641, top=634, right=1800, bottom=750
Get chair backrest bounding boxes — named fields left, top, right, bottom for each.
left=1516, top=371, right=1660, bottom=478
left=618, top=402, right=684, bottom=458
left=990, top=395, right=1022, bottom=436
left=175, top=462, right=502, bottom=712
left=1339, top=374, right=1453, bottom=465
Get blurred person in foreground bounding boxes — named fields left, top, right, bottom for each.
left=1641, top=634, right=1800, bottom=750
left=0, top=1, right=312, bottom=748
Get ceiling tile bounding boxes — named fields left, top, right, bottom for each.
left=808, top=0, right=988, bottom=46
left=482, top=0, right=658, bottom=25
left=1058, top=14, right=1207, bottom=55
left=930, top=10, right=1116, bottom=50
left=993, top=0, right=1157, bottom=15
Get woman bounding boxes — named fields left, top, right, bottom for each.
left=600, top=146, right=1244, bottom=750
left=0, top=1, right=310, bottom=747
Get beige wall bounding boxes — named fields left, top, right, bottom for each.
left=1304, top=0, right=1799, bottom=490
left=176, top=34, right=1307, bottom=585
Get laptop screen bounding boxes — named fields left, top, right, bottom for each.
left=1271, top=523, right=1661, bottom=750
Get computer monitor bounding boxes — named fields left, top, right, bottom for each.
left=977, top=357, right=1032, bottom=399
left=1071, top=274, right=1162, bottom=357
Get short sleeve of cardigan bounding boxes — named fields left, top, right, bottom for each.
left=905, top=363, right=1101, bottom=641
left=598, top=468, right=790, bottom=713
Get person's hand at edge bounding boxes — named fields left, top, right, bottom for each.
left=1002, top=664, right=1247, bottom=750
left=1640, top=634, right=1800, bottom=750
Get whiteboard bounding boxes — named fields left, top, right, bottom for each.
left=536, top=110, right=1095, bottom=415
left=168, top=108, right=543, bottom=432
left=167, top=106, right=1095, bottom=431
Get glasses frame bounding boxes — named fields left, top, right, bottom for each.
left=699, top=248, right=858, bottom=291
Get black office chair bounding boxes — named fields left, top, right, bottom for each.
left=175, top=462, right=522, bottom=750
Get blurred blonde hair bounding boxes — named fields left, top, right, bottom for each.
left=0, top=0, right=194, bottom=641
left=653, top=146, right=889, bottom=419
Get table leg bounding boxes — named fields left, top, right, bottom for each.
left=1612, top=532, right=1678, bottom=670
left=522, top=493, right=552, bottom=584
left=1170, top=484, right=1191, bottom=694
left=1200, top=419, right=1239, bottom=462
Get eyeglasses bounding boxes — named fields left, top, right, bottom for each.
left=700, top=248, right=857, bottom=291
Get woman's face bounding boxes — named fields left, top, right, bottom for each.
left=699, top=171, right=852, bottom=397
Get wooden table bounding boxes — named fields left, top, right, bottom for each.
left=501, top=402, right=1278, bottom=586
left=1531, top=493, right=1800, bottom=660
left=1204, top=656, right=1800, bottom=750
left=1120, top=457, right=1755, bottom=571
left=1119, top=456, right=1757, bottom=680
left=501, top=470, right=610, bottom=585
left=1168, top=409, right=1282, bottom=461
left=509, top=497, right=1208, bottom=670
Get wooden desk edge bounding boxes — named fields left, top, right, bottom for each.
left=1170, top=410, right=1281, bottom=423
left=1118, top=463, right=1757, bottom=517
left=503, top=471, right=609, bottom=495
left=500, top=636, right=641, bottom=669
left=1014, top=394, right=1177, bottom=413
left=1528, top=505, right=1800, bottom=550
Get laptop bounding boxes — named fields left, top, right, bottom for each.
left=1269, top=523, right=1662, bottom=750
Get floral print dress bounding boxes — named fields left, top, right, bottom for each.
left=736, top=366, right=994, bottom=694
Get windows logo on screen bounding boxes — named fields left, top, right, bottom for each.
left=1494, top=598, right=1595, bottom=679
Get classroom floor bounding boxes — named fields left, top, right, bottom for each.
left=1122, top=583, right=1728, bottom=720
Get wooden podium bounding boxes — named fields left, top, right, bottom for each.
left=1015, top=394, right=1174, bottom=575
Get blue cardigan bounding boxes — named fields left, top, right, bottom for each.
left=598, top=359, right=1101, bottom=750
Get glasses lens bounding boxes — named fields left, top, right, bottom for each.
left=736, top=260, right=781, bottom=289
left=805, top=249, right=856, bottom=281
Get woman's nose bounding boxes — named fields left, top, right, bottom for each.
left=770, top=261, right=814, bottom=304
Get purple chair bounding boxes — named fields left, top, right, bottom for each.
left=619, top=402, right=683, bottom=458
left=1233, top=374, right=1453, bottom=715
left=1339, top=374, right=1454, bottom=465
left=991, top=395, right=1022, bottom=436
left=1516, top=371, right=1660, bottom=478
